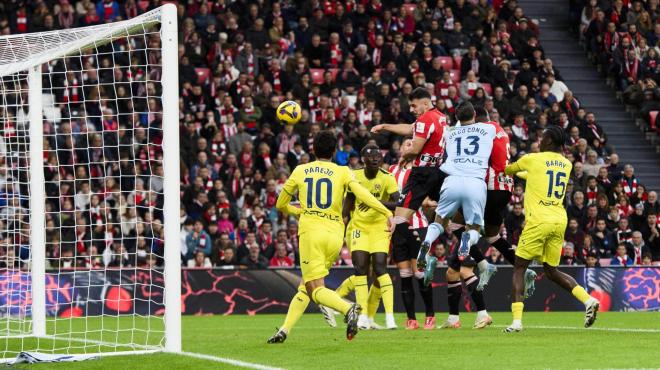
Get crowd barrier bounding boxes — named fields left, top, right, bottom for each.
left=0, top=266, right=657, bottom=316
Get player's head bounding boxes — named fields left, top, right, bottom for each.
left=474, top=106, right=490, bottom=122
left=360, top=144, right=382, bottom=170
left=455, top=102, right=476, bottom=124
left=540, top=125, right=566, bottom=153
left=313, top=130, right=338, bottom=160
left=409, top=87, right=433, bottom=118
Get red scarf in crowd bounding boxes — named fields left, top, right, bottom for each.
left=247, top=54, right=255, bottom=77
left=63, top=78, right=79, bottom=103
left=271, top=69, right=281, bottom=92
left=16, top=10, right=27, bottom=32
left=329, top=43, right=343, bottom=66
left=621, top=177, right=638, bottom=196
left=240, top=151, right=253, bottom=170
left=586, top=186, right=598, bottom=204
left=603, top=31, right=619, bottom=53
left=624, top=56, right=639, bottom=82
left=103, top=2, right=114, bottom=20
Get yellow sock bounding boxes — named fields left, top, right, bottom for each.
left=377, top=274, right=394, bottom=315
left=353, top=275, right=369, bottom=312
left=312, top=287, right=352, bottom=315
left=336, top=275, right=356, bottom=298
left=281, top=285, right=309, bottom=333
left=571, top=285, right=591, bottom=304
left=512, top=302, right=524, bottom=321
left=367, top=285, right=381, bottom=318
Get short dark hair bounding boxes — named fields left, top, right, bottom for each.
left=544, top=125, right=566, bottom=149
left=474, top=106, right=490, bottom=122
left=455, top=102, right=475, bottom=122
left=313, top=130, right=338, bottom=159
left=409, top=87, right=432, bottom=101
left=360, top=143, right=380, bottom=156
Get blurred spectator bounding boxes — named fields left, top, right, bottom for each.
left=269, top=242, right=294, bottom=267
left=188, top=250, right=213, bottom=268
left=560, top=242, right=579, bottom=265
left=240, top=244, right=269, bottom=269
left=610, top=243, right=634, bottom=266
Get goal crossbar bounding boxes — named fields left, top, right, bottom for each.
left=0, top=8, right=162, bottom=78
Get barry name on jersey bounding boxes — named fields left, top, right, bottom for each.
left=545, top=159, right=568, bottom=169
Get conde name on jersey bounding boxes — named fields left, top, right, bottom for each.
left=304, top=166, right=334, bottom=176
left=446, top=125, right=489, bottom=140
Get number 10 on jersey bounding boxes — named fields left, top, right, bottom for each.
left=304, top=177, right=333, bottom=209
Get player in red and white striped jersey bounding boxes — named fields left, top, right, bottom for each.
left=387, top=138, right=435, bottom=329
left=370, top=87, right=449, bottom=291
left=389, top=162, right=429, bottom=230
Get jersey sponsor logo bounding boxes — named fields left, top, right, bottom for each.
left=420, top=153, right=441, bottom=163
left=497, top=174, right=514, bottom=185
left=453, top=157, right=484, bottom=165
left=303, top=209, right=340, bottom=221
left=538, top=199, right=562, bottom=207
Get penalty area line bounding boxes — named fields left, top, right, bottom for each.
left=493, top=324, right=660, bottom=333
left=179, top=351, right=284, bottom=370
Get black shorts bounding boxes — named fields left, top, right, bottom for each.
left=484, top=190, right=512, bottom=228
left=397, top=167, right=447, bottom=211
left=447, top=242, right=477, bottom=271
left=392, top=227, right=427, bottom=263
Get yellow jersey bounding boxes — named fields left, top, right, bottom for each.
left=348, top=168, right=399, bottom=231
left=279, top=160, right=393, bottom=235
left=505, top=152, right=572, bottom=225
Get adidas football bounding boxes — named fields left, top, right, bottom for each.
left=276, top=100, right=302, bottom=125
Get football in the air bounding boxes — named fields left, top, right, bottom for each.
left=276, top=100, right=302, bottom=125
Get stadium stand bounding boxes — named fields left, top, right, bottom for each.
left=0, top=0, right=657, bottom=271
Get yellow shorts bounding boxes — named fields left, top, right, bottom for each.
left=516, top=222, right=566, bottom=267
left=346, top=225, right=391, bottom=254
left=299, top=230, right=343, bottom=283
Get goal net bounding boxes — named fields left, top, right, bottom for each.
left=0, top=4, right=180, bottom=362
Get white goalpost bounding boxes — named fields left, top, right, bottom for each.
left=0, top=4, right=180, bottom=363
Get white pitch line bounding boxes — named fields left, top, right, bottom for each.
left=179, top=351, right=284, bottom=370
left=493, top=324, right=660, bottom=333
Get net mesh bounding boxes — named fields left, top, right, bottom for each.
left=0, top=7, right=170, bottom=361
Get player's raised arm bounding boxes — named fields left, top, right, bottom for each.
left=505, top=155, right=531, bottom=177
left=276, top=171, right=302, bottom=216
left=370, top=123, right=413, bottom=136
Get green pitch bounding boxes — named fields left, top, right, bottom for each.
left=10, top=312, right=660, bottom=369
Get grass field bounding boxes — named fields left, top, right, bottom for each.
left=8, top=311, right=660, bottom=369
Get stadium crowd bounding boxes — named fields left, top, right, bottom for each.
left=576, top=0, right=660, bottom=131
left=0, top=0, right=657, bottom=271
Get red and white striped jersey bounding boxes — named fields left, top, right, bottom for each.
left=412, top=108, right=448, bottom=168
left=484, top=121, right=514, bottom=192
left=389, top=164, right=429, bottom=229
